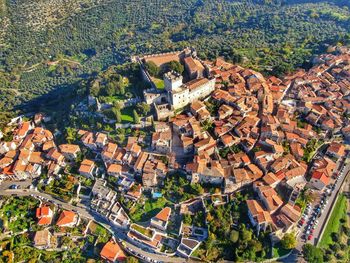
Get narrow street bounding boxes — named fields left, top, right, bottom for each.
left=0, top=189, right=186, bottom=263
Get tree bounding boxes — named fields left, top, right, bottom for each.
left=126, top=256, right=139, bottom=263
left=229, top=229, right=239, bottom=243
left=136, top=103, right=151, bottom=116
left=281, top=233, right=297, bottom=249
left=302, top=244, right=324, bottom=263
left=113, top=108, right=122, bottom=123
left=133, top=110, right=140, bottom=124
left=240, top=225, right=252, bottom=243
left=145, top=61, right=159, bottom=77
left=104, top=82, right=116, bottom=96
left=167, top=60, right=184, bottom=74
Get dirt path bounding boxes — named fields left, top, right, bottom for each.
left=22, top=58, right=82, bottom=73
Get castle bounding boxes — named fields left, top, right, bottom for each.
left=136, top=48, right=215, bottom=120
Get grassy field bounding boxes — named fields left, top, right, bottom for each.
left=129, top=197, right=169, bottom=222
left=318, top=194, right=347, bottom=248
left=153, top=78, right=165, bottom=90
left=121, top=106, right=134, bottom=123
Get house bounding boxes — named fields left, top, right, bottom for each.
left=152, top=130, right=172, bottom=154
left=126, top=142, right=141, bottom=158
left=125, top=184, right=143, bottom=201
left=95, top=132, right=108, bottom=148
left=56, top=210, right=78, bottom=227
left=184, top=56, right=205, bottom=79
left=100, top=240, right=126, bottom=262
left=107, top=163, right=122, bottom=177
left=102, top=143, right=118, bottom=162
left=190, top=100, right=206, bottom=116
left=218, top=104, right=234, bottom=120
left=58, top=144, right=80, bottom=161
left=128, top=224, right=162, bottom=250
left=81, top=132, right=96, bottom=150
left=150, top=207, right=171, bottom=231
left=46, top=148, right=65, bottom=165
left=246, top=199, right=273, bottom=233
left=274, top=203, right=301, bottom=235
left=36, top=206, right=53, bottom=225
left=177, top=238, right=201, bottom=258
left=262, top=173, right=281, bottom=188
left=142, top=172, right=158, bottom=188
left=14, top=121, right=33, bottom=140
left=310, top=170, right=330, bottom=190
left=78, top=159, right=96, bottom=178
left=326, top=142, right=345, bottom=158
left=254, top=183, right=283, bottom=213
left=33, top=229, right=52, bottom=249
left=134, top=152, right=149, bottom=174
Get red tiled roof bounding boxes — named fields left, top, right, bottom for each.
left=56, top=210, right=76, bottom=226
left=100, top=240, right=126, bottom=262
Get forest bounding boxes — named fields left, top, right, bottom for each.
left=1, top=0, right=350, bottom=122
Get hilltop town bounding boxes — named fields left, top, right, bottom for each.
left=1, top=45, right=350, bottom=262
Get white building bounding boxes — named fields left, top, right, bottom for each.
left=164, top=71, right=215, bottom=110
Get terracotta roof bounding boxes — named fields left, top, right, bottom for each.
left=186, top=78, right=210, bottom=91
left=59, top=144, right=80, bottom=154
left=327, top=142, right=345, bottom=156
left=190, top=100, right=206, bottom=112
left=107, top=163, right=122, bottom=174
left=36, top=206, right=53, bottom=225
left=280, top=203, right=301, bottom=223
left=56, top=210, right=76, bottom=226
left=79, top=159, right=95, bottom=174
left=263, top=173, right=280, bottom=186
left=155, top=207, right=171, bottom=222
left=100, top=240, right=126, bottom=262
left=312, top=170, right=330, bottom=186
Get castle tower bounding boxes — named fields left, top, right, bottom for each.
left=164, top=71, right=183, bottom=92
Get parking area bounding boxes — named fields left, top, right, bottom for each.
left=297, top=156, right=350, bottom=246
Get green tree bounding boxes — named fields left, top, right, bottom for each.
left=240, top=226, right=253, bottom=243
left=281, top=233, right=297, bottom=249
left=145, top=61, right=159, bottom=77
left=136, top=103, right=151, bottom=116
left=104, top=82, right=116, bottom=96
left=229, top=229, right=239, bottom=243
left=113, top=108, right=122, bottom=123
left=167, top=60, right=184, bottom=74
left=302, top=244, right=324, bottom=263
left=126, top=256, right=139, bottom=263
left=133, top=110, right=140, bottom=124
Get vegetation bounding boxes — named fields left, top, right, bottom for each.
left=162, top=172, right=205, bottom=202
left=281, top=232, right=297, bottom=249
left=3, top=0, right=350, bottom=120
left=303, top=138, right=324, bottom=162
left=131, top=224, right=154, bottom=238
left=193, top=192, right=273, bottom=262
left=39, top=174, right=78, bottom=202
left=129, top=196, right=169, bottom=222
left=319, top=194, right=348, bottom=250
left=0, top=196, right=39, bottom=233
left=303, top=244, right=324, bottom=263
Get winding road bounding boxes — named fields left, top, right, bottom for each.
left=0, top=189, right=186, bottom=263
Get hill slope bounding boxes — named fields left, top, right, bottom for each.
left=1, top=0, right=350, bottom=116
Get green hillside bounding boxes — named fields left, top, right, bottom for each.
left=1, top=0, right=350, bottom=119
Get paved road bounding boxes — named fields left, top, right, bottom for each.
left=0, top=189, right=186, bottom=263
left=0, top=180, right=33, bottom=191
left=282, top=157, right=350, bottom=263
left=311, top=157, right=350, bottom=246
